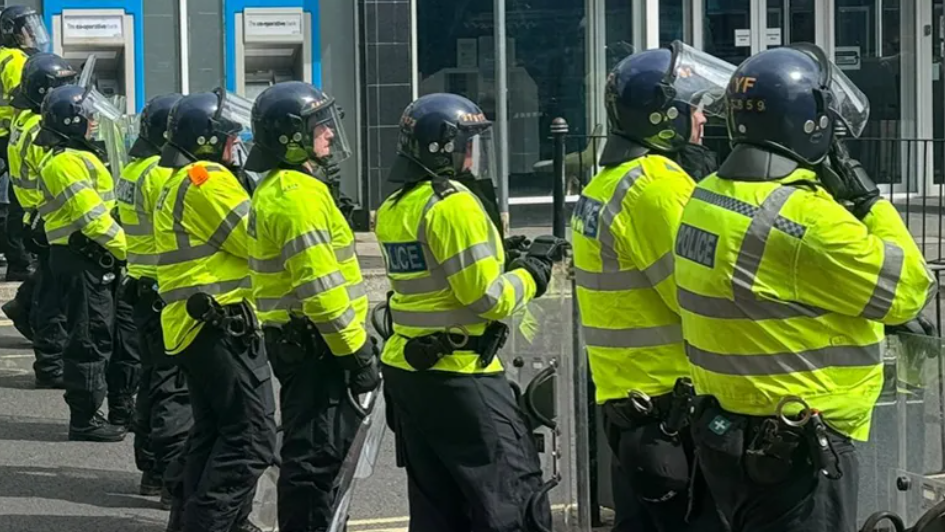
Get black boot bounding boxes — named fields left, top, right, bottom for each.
left=108, top=395, right=136, bottom=428
left=2, top=299, right=32, bottom=340
left=160, top=486, right=174, bottom=511
left=68, top=413, right=126, bottom=442
left=139, top=470, right=162, bottom=496
left=34, top=374, right=64, bottom=389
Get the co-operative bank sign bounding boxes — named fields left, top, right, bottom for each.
left=63, top=15, right=124, bottom=40
left=245, top=12, right=302, bottom=37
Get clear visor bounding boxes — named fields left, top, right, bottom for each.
left=305, top=103, right=351, bottom=163
left=19, top=14, right=49, bottom=52
left=121, top=113, right=140, bottom=153
left=79, top=54, right=97, bottom=90
left=81, top=88, right=123, bottom=123
left=456, top=128, right=497, bottom=185
left=791, top=43, right=871, bottom=137
left=217, top=90, right=254, bottom=135
left=670, top=41, right=737, bottom=117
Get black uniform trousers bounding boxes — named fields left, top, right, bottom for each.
left=1, top=136, right=30, bottom=277
left=603, top=405, right=725, bottom=532
left=49, top=245, right=115, bottom=424
left=107, top=289, right=141, bottom=414
left=383, top=365, right=551, bottom=532
left=691, top=400, right=858, bottom=532
left=268, top=340, right=360, bottom=532
left=177, top=324, right=277, bottom=532
left=132, top=285, right=192, bottom=486
left=30, top=251, right=67, bottom=380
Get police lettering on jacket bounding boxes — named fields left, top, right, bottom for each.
left=675, top=223, right=718, bottom=268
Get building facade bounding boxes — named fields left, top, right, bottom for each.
left=4, top=0, right=941, bottom=228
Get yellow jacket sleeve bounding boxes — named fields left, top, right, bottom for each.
left=795, top=196, right=934, bottom=324
left=183, top=166, right=251, bottom=259
left=625, top=174, right=693, bottom=314
left=426, top=190, right=537, bottom=320
left=272, top=185, right=367, bottom=356
left=0, top=50, right=25, bottom=99
left=41, top=152, right=126, bottom=259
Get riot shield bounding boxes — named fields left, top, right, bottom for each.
left=858, top=332, right=945, bottom=530
left=506, top=259, right=593, bottom=532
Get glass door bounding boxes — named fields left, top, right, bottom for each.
left=703, top=0, right=752, bottom=65
left=764, top=0, right=816, bottom=49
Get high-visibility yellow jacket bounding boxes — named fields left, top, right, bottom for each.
left=573, top=155, right=694, bottom=403
left=375, top=179, right=537, bottom=374
left=675, top=170, right=935, bottom=440
left=38, top=148, right=125, bottom=259
left=8, top=109, right=47, bottom=212
left=117, top=155, right=172, bottom=280
left=0, top=47, right=27, bottom=137
left=249, top=168, right=369, bottom=358
left=154, top=161, right=253, bottom=355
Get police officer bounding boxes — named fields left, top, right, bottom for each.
left=572, top=41, right=732, bottom=532
left=375, top=93, right=559, bottom=531
left=244, top=81, right=379, bottom=532
left=33, top=84, right=127, bottom=442
left=6, top=53, right=76, bottom=386
left=154, top=90, right=275, bottom=532
left=116, top=93, right=191, bottom=504
left=0, top=6, right=48, bottom=282
left=673, top=89, right=720, bottom=181
left=674, top=43, right=935, bottom=531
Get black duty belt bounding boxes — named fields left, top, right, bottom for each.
left=402, top=321, right=510, bottom=371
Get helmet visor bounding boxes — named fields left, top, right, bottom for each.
left=791, top=43, right=871, bottom=137
left=669, top=41, right=737, bottom=117
left=19, top=14, right=49, bottom=52
left=216, top=89, right=254, bottom=137
left=303, top=102, right=351, bottom=163
left=455, top=127, right=497, bottom=186
left=82, top=88, right=123, bottom=123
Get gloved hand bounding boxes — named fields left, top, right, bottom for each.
left=504, top=235, right=531, bottom=266
left=341, top=336, right=381, bottom=394
left=509, top=255, right=553, bottom=298
left=886, top=316, right=938, bottom=337
left=821, top=143, right=881, bottom=219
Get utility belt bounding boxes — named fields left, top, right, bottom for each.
left=186, top=293, right=260, bottom=352
left=262, top=314, right=330, bottom=365
left=604, top=377, right=696, bottom=438
left=402, top=321, right=509, bottom=371
left=68, top=231, right=122, bottom=281
left=697, top=395, right=844, bottom=485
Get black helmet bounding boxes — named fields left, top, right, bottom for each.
left=34, top=84, right=122, bottom=150
left=0, top=6, right=49, bottom=53
left=726, top=43, right=870, bottom=166
left=129, top=93, right=183, bottom=159
left=388, top=93, right=495, bottom=184
left=159, top=89, right=249, bottom=168
left=12, top=53, right=77, bottom=112
left=244, top=81, right=350, bottom=173
left=600, top=41, right=734, bottom=165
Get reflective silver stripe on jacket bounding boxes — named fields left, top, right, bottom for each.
left=37, top=180, right=94, bottom=216
left=575, top=252, right=674, bottom=291
left=17, top=123, right=39, bottom=183
left=45, top=203, right=109, bottom=241
left=391, top=307, right=485, bottom=328
left=681, top=186, right=826, bottom=320
left=159, top=194, right=248, bottom=266
left=250, top=232, right=356, bottom=274
left=583, top=323, right=683, bottom=349
left=128, top=252, right=160, bottom=266
left=256, top=280, right=365, bottom=312
left=686, top=342, right=882, bottom=376
left=467, top=272, right=526, bottom=314
left=860, top=240, right=904, bottom=320
left=161, top=276, right=252, bottom=304
left=598, top=166, right=643, bottom=271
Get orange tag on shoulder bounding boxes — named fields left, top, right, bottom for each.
left=188, top=165, right=211, bottom=186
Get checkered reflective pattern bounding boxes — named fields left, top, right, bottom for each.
left=692, top=188, right=807, bottom=240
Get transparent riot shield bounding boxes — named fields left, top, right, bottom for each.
left=506, top=260, right=593, bottom=532
left=857, top=332, right=945, bottom=530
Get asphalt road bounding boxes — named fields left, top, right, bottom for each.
left=0, top=322, right=411, bottom=532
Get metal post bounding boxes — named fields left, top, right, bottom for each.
left=495, top=0, right=510, bottom=232
left=551, top=118, right=568, bottom=239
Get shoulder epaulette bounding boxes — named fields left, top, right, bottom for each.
left=431, top=176, right=459, bottom=200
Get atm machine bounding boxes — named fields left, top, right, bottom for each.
left=44, top=2, right=143, bottom=113
left=225, top=1, right=320, bottom=98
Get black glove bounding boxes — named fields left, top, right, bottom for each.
left=504, top=235, right=531, bottom=266
left=509, top=255, right=553, bottom=298
left=820, top=143, right=881, bottom=219
left=525, top=235, right=571, bottom=263
left=886, top=316, right=938, bottom=337
left=339, top=337, right=381, bottom=394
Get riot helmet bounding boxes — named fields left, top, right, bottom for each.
left=725, top=43, right=870, bottom=166
left=129, top=93, right=183, bottom=159
left=388, top=93, right=496, bottom=186
left=159, top=89, right=253, bottom=168
left=0, top=6, right=49, bottom=54
left=12, top=53, right=77, bottom=113
left=34, top=84, right=123, bottom=152
left=600, top=40, right=734, bottom=165
left=244, top=81, right=350, bottom=173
